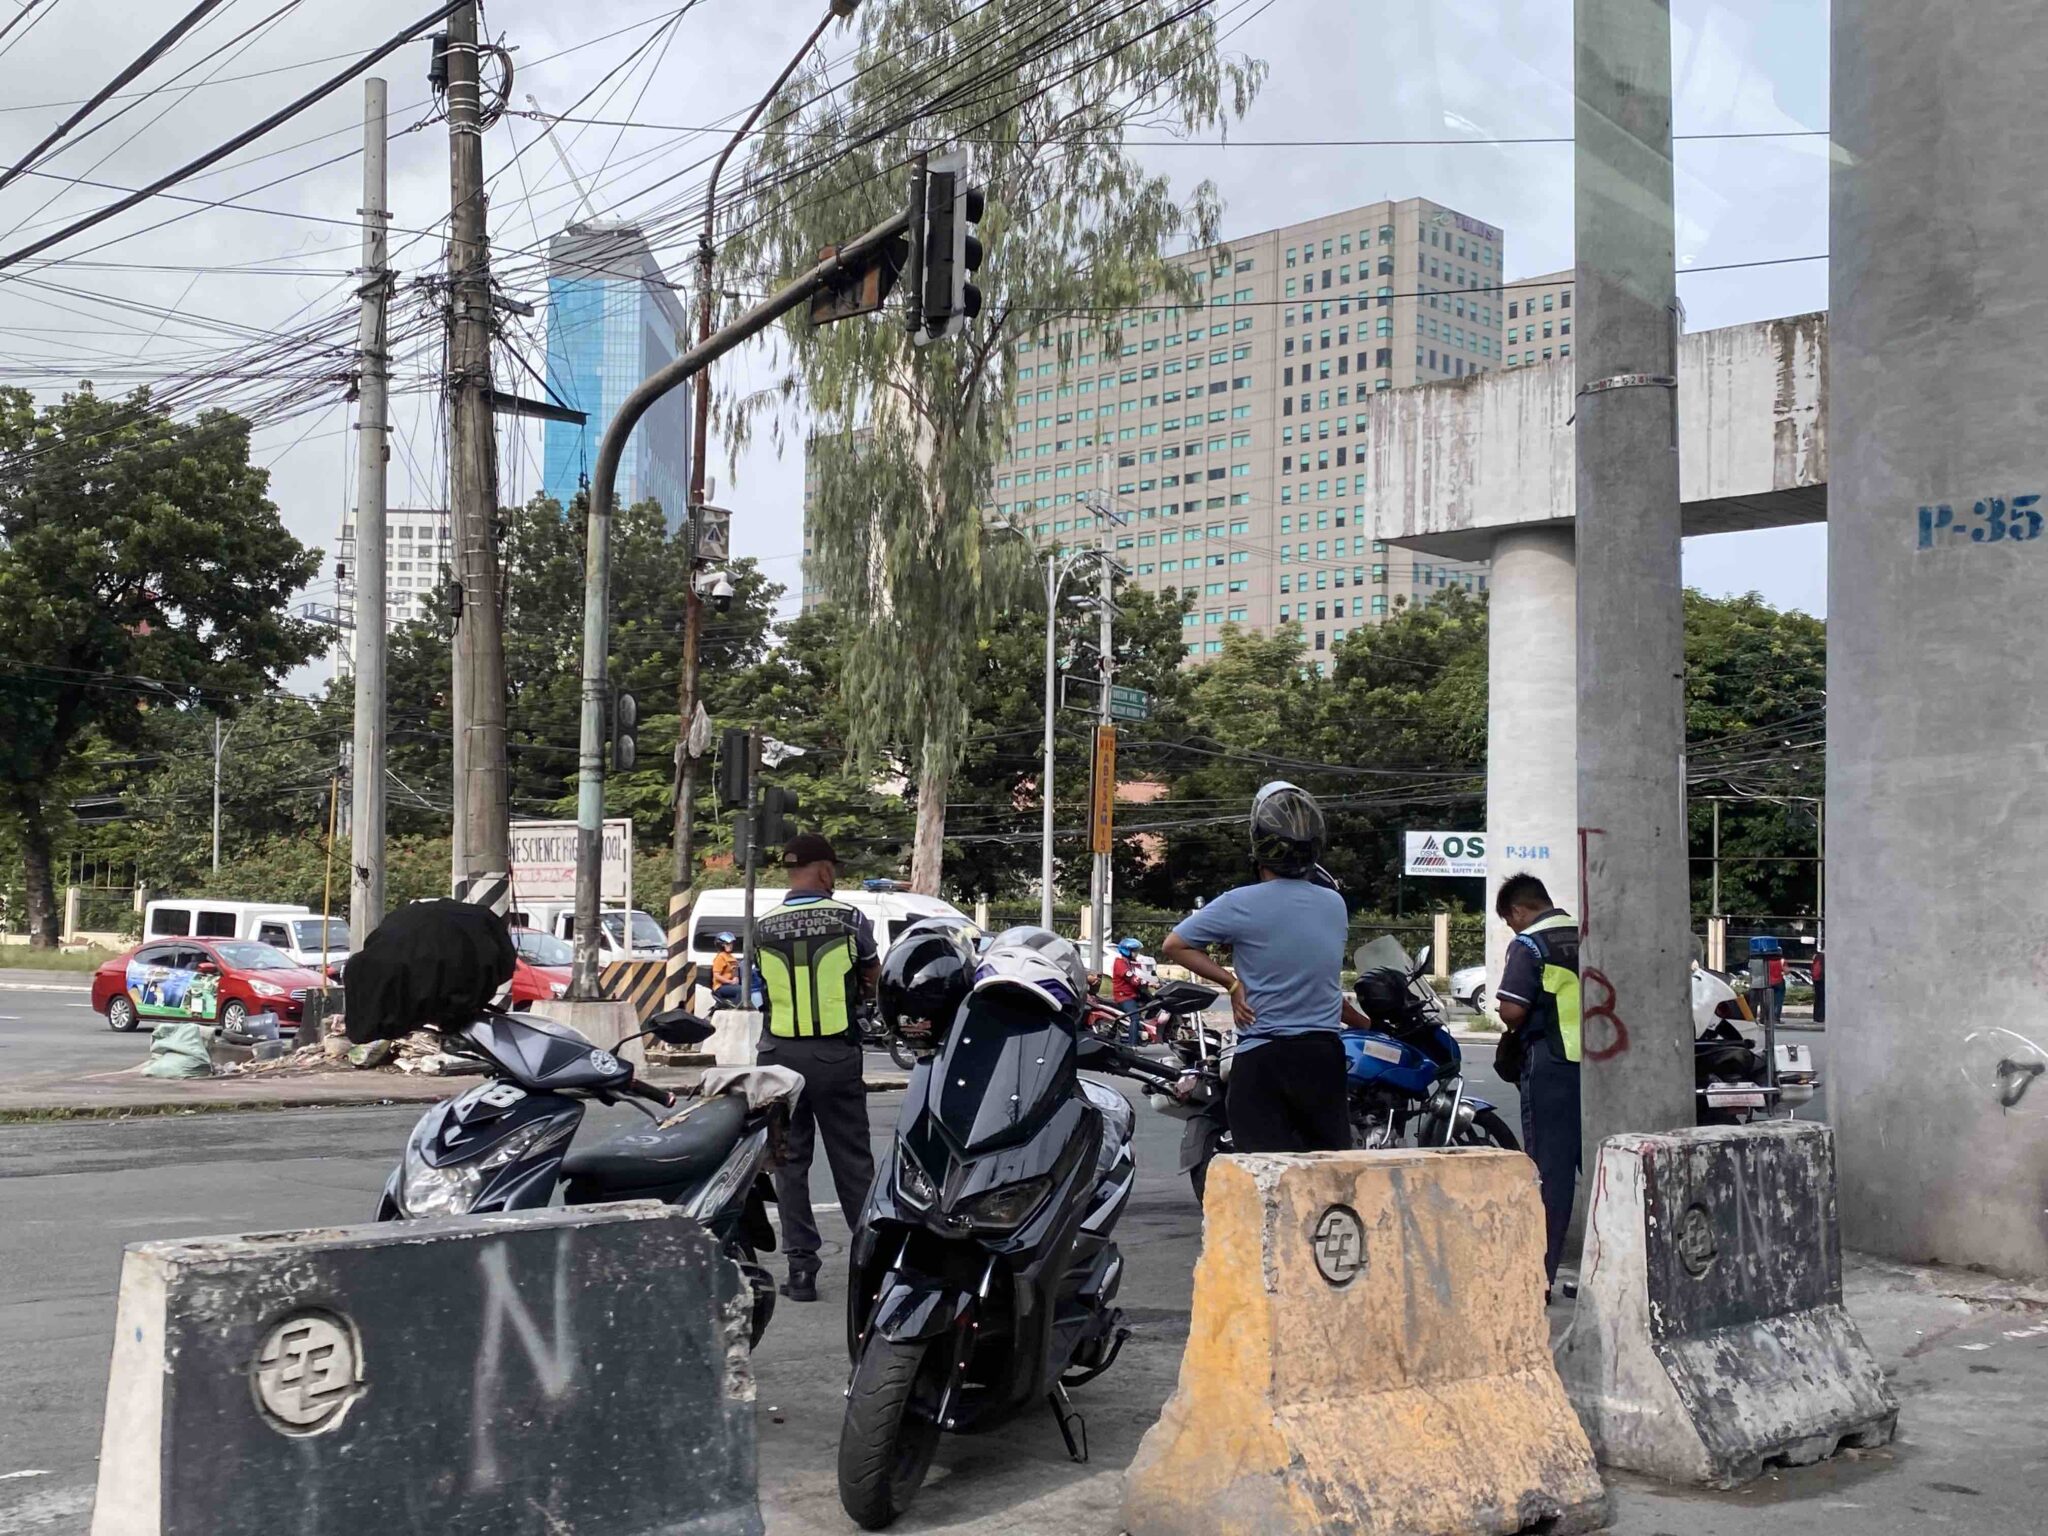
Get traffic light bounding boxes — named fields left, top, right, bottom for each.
left=911, top=147, right=984, bottom=345
left=716, top=727, right=753, bottom=810
left=610, top=690, right=637, bottom=773
left=758, top=785, right=801, bottom=847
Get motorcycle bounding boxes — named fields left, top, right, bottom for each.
left=838, top=989, right=1179, bottom=1529
left=1134, top=982, right=1236, bottom=1200
left=1689, top=963, right=1816, bottom=1123
left=1346, top=938, right=1520, bottom=1152
left=856, top=1000, right=920, bottom=1072
left=375, top=1007, right=800, bottom=1348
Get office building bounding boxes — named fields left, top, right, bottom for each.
left=331, top=505, right=452, bottom=674
left=1504, top=269, right=1574, bottom=369
left=985, top=197, right=1500, bottom=664
left=541, top=221, right=690, bottom=529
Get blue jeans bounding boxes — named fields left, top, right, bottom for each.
left=1119, top=997, right=1146, bottom=1045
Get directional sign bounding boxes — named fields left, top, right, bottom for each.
left=1089, top=724, right=1117, bottom=856
left=1108, top=685, right=1151, bottom=722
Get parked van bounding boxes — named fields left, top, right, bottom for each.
left=142, top=900, right=349, bottom=974
left=508, top=902, right=668, bottom=964
left=683, top=883, right=974, bottom=977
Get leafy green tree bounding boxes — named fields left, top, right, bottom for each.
left=720, top=1, right=1264, bottom=894
left=0, top=388, right=321, bottom=944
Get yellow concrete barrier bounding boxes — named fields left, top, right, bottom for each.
left=1124, top=1149, right=1607, bottom=1536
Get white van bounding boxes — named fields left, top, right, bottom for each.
left=684, top=884, right=975, bottom=976
left=142, top=900, right=349, bottom=972
left=509, top=902, right=668, bottom=964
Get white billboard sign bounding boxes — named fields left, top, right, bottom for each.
left=1404, top=830, right=1487, bottom=878
left=510, top=818, right=633, bottom=903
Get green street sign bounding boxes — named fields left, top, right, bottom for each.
left=1108, top=686, right=1151, bottom=722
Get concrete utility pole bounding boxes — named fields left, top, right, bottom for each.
left=211, top=718, right=225, bottom=872
left=1087, top=544, right=1114, bottom=977
left=1039, top=553, right=1059, bottom=929
left=443, top=4, right=510, bottom=914
left=348, top=77, right=391, bottom=947
left=1572, top=0, right=1695, bottom=1136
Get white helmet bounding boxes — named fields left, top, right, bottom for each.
left=972, top=926, right=1088, bottom=1019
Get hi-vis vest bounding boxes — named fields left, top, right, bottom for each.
left=754, top=897, right=866, bottom=1039
left=1513, top=913, right=1582, bottom=1064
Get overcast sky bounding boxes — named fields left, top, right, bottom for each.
left=0, top=0, right=1830, bottom=692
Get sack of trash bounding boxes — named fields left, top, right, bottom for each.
left=340, top=899, right=515, bottom=1045
left=141, top=1019, right=212, bottom=1079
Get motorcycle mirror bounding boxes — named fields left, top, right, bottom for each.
left=645, top=1008, right=715, bottom=1047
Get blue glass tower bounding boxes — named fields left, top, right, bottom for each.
left=542, top=222, right=690, bottom=529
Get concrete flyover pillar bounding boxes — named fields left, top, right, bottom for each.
left=1830, top=0, right=2048, bottom=1275
left=1484, top=528, right=1580, bottom=990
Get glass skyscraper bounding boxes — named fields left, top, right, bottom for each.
left=542, top=221, right=690, bottom=529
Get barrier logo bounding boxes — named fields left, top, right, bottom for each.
left=1311, top=1203, right=1366, bottom=1287
left=1677, top=1202, right=1719, bottom=1277
left=252, top=1309, right=363, bottom=1436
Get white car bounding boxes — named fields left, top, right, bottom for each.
left=1448, top=964, right=1488, bottom=1012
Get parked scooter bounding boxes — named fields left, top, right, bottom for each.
left=1690, top=963, right=1802, bottom=1124
left=1139, top=983, right=1233, bottom=1200
left=1346, top=938, right=1520, bottom=1152
left=375, top=1007, right=800, bottom=1348
left=841, top=928, right=1179, bottom=1529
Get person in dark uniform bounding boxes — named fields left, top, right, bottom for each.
left=1493, top=872, right=1581, bottom=1293
left=751, top=833, right=879, bottom=1303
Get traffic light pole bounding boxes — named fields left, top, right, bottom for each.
left=570, top=205, right=918, bottom=997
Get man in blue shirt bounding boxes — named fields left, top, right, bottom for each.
left=1161, top=783, right=1367, bottom=1153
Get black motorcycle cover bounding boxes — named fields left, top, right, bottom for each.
left=341, top=899, right=516, bottom=1043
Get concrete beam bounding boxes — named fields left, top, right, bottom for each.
left=1363, top=313, right=1828, bottom=561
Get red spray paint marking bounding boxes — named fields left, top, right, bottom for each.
left=1580, top=964, right=1631, bottom=1061
left=1577, top=826, right=1605, bottom=940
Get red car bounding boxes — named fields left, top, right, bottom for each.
left=509, top=928, right=574, bottom=1010
left=93, top=937, right=328, bottom=1035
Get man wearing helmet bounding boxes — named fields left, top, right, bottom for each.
left=1160, top=782, right=1369, bottom=1153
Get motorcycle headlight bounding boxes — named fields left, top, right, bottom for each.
left=956, top=1175, right=1052, bottom=1233
left=896, top=1141, right=937, bottom=1208
left=400, top=1116, right=570, bottom=1218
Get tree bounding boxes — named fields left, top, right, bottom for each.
left=0, top=388, right=321, bottom=944
left=720, top=1, right=1264, bottom=894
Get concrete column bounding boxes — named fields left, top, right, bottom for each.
left=62, top=885, right=80, bottom=945
left=1484, top=529, right=1580, bottom=991
left=1830, top=0, right=2048, bottom=1276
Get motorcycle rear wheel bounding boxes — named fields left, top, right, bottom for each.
left=838, top=1334, right=949, bottom=1530
left=1461, top=1107, right=1520, bottom=1152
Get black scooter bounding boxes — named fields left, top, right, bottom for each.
left=838, top=991, right=1177, bottom=1529
left=375, top=1008, right=799, bottom=1346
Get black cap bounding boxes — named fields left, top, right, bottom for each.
left=781, top=832, right=837, bottom=868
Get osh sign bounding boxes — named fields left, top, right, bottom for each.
left=510, top=817, right=633, bottom=903
left=1404, top=831, right=1486, bottom=878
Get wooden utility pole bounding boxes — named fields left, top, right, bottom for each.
left=443, top=5, right=510, bottom=917
left=348, top=76, right=391, bottom=947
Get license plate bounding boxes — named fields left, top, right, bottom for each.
left=1706, top=1088, right=1767, bottom=1108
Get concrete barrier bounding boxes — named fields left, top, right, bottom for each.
left=1555, top=1121, right=1897, bottom=1486
left=1124, top=1149, right=1607, bottom=1536
left=92, top=1203, right=760, bottom=1536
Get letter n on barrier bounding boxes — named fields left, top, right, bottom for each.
left=470, top=1235, right=576, bottom=1491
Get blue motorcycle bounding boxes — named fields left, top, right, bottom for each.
left=1343, top=937, right=1520, bottom=1152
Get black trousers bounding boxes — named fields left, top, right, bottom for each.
left=1227, top=1032, right=1350, bottom=1154
left=1518, top=1032, right=1581, bottom=1284
left=756, top=1034, right=873, bottom=1269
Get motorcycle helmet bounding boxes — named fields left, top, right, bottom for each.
left=1249, top=780, right=1326, bottom=878
left=972, top=926, right=1088, bottom=1019
left=1117, top=936, right=1142, bottom=956
left=1353, top=966, right=1417, bottom=1032
left=879, top=920, right=976, bottom=1047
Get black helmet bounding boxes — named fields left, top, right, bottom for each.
left=1249, top=780, right=1326, bottom=877
left=879, top=920, right=976, bottom=1047
left=1353, top=966, right=1417, bottom=1032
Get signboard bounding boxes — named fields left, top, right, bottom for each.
left=1089, top=724, right=1117, bottom=856
left=510, top=818, right=633, bottom=903
left=1403, top=830, right=1486, bottom=877
left=1108, top=685, right=1151, bottom=722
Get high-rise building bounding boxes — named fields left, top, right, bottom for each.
left=1502, top=268, right=1574, bottom=371
left=331, top=505, right=453, bottom=674
left=542, top=221, right=690, bottom=529
left=985, top=197, right=1501, bottom=666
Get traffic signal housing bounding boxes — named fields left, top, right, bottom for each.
left=716, top=727, right=753, bottom=810
left=758, top=785, right=801, bottom=847
left=611, top=690, right=638, bottom=773
left=911, top=147, right=984, bottom=344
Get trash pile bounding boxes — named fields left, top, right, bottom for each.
left=218, top=1017, right=481, bottom=1079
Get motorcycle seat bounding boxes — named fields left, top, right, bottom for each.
left=560, top=1092, right=749, bottom=1198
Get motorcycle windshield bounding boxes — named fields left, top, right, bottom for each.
left=1354, top=935, right=1415, bottom=976
left=924, top=989, right=1076, bottom=1154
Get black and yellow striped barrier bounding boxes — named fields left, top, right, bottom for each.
left=597, top=959, right=688, bottom=1024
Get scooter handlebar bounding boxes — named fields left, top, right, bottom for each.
left=628, top=1077, right=677, bottom=1110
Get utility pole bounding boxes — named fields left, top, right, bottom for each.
left=442, top=5, right=511, bottom=918
left=211, top=718, right=224, bottom=872
left=1039, top=553, right=1059, bottom=929
left=348, top=76, right=391, bottom=947
left=1087, top=543, right=1114, bottom=977
left=1573, top=0, right=1696, bottom=1139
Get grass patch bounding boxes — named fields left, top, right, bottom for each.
left=0, top=944, right=113, bottom=973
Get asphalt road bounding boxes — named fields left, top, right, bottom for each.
left=0, top=978, right=131, bottom=1083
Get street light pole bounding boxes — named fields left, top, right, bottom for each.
left=1040, top=552, right=1059, bottom=929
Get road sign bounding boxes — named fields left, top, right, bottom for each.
left=1108, top=685, right=1151, bottom=722
left=1404, top=830, right=1486, bottom=877
left=1089, top=724, right=1117, bottom=856
left=510, top=817, right=633, bottom=902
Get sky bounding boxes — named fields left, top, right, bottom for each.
left=0, top=0, right=1833, bottom=693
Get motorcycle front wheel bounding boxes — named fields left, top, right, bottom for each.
left=838, top=1334, right=949, bottom=1530
left=1461, top=1107, right=1521, bottom=1151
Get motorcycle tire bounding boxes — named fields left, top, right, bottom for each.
left=887, top=1038, right=917, bottom=1073
left=838, top=1334, right=949, bottom=1530
left=1463, top=1107, right=1521, bottom=1152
